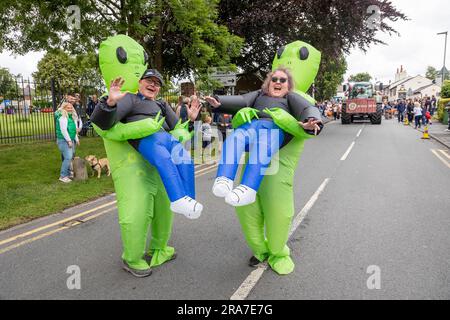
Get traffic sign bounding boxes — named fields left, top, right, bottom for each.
left=209, top=68, right=237, bottom=87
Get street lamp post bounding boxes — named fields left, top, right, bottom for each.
left=437, top=31, right=448, bottom=86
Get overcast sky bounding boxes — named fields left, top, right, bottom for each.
left=0, top=0, right=449, bottom=84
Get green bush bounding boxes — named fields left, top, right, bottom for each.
left=441, top=80, right=450, bottom=98
left=437, top=97, right=450, bottom=122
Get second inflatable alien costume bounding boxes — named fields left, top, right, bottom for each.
left=213, top=41, right=322, bottom=275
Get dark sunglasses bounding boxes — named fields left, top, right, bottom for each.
left=271, top=77, right=287, bottom=84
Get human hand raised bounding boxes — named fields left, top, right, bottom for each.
left=204, top=96, right=221, bottom=108
left=299, top=118, right=321, bottom=135
left=187, top=95, right=201, bottom=121
left=107, top=77, right=127, bottom=107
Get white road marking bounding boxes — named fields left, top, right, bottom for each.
left=438, top=149, right=450, bottom=160
left=0, top=163, right=219, bottom=254
left=431, top=149, right=450, bottom=169
left=356, top=128, right=363, bottom=138
left=195, top=164, right=218, bottom=176
left=230, top=178, right=330, bottom=300
left=340, top=141, right=355, bottom=161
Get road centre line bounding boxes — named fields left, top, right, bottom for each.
left=230, top=178, right=330, bottom=300
left=356, top=128, right=363, bottom=138
left=340, top=141, right=355, bottom=161
left=431, top=149, right=450, bottom=169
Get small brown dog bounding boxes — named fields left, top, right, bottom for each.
left=85, top=155, right=111, bottom=178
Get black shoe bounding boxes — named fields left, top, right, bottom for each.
left=122, top=260, right=152, bottom=278
left=248, top=256, right=262, bottom=267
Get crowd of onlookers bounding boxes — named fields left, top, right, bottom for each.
left=316, top=100, right=342, bottom=120
left=381, top=95, right=437, bottom=129
left=315, top=95, right=450, bottom=132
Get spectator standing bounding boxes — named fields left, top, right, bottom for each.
left=218, top=113, right=232, bottom=140
left=55, top=102, right=80, bottom=183
left=431, top=95, right=437, bottom=116
left=406, top=99, right=414, bottom=123
left=201, top=115, right=212, bottom=148
left=413, top=101, right=422, bottom=129
left=176, top=96, right=189, bottom=122
left=86, top=94, right=98, bottom=117
left=332, top=104, right=338, bottom=120
left=397, top=100, right=406, bottom=123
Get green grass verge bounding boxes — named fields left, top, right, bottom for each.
left=0, top=112, right=56, bottom=138
left=0, top=136, right=114, bottom=230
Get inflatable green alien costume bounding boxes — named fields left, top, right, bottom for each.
left=93, top=35, right=183, bottom=272
left=230, top=41, right=322, bottom=275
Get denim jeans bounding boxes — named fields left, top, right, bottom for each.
left=57, top=139, right=75, bottom=178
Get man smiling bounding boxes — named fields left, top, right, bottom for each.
left=92, top=69, right=203, bottom=218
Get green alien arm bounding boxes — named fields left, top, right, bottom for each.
left=231, top=107, right=260, bottom=128
left=93, top=111, right=165, bottom=141
left=169, top=119, right=194, bottom=143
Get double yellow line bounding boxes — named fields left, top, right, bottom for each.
left=0, top=163, right=218, bottom=255
left=431, top=149, right=450, bottom=169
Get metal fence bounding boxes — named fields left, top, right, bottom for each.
left=0, top=78, right=180, bottom=144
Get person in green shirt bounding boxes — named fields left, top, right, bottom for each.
left=55, top=102, right=80, bottom=183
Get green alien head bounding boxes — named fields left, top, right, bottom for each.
left=99, top=34, right=148, bottom=94
left=272, top=41, right=321, bottom=94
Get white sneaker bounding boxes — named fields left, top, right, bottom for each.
left=170, top=196, right=203, bottom=219
left=212, top=176, right=233, bottom=197
left=225, top=185, right=257, bottom=207
left=445, top=129, right=450, bottom=132
left=59, top=176, right=72, bottom=183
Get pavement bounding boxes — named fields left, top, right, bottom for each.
left=0, top=116, right=449, bottom=300
left=415, top=119, right=450, bottom=149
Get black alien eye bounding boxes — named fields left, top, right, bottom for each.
left=299, top=46, right=309, bottom=60
left=116, top=47, right=127, bottom=64
left=143, top=50, right=149, bottom=64
left=276, top=46, right=285, bottom=59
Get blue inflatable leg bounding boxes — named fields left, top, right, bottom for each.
left=169, top=135, right=195, bottom=199
left=241, top=120, right=284, bottom=191
left=217, top=122, right=251, bottom=180
left=138, top=132, right=187, bottom=202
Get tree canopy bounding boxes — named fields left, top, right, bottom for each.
left=0, top=67, right=18, bottom=98
left=0, top=0, right=243, bottom=78
left=349, top=72, right=372, bottom=83
left=425, top=66, right=438, bottom=81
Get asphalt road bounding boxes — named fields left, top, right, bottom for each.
left=1, top=118, right=449, bottom=300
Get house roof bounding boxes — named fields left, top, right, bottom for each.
left=387, top=76, right=413, bottom=89
left=413, top=83, right=439, bottom=94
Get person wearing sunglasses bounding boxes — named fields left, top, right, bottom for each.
left=205, top=67, right=322, bottom=207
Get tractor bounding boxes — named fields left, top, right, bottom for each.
left=341, top=82, right=383, bottom=125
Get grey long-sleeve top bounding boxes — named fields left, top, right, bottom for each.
left=90, top=93, right=180, bottom=149
left=212, top=90, right=323, bottom=136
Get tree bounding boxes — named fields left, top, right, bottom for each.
left=0, top=0, right=243, bottom=78
left=0, top=67, right=18, bottom=98
left=425, top=66, right=438, bottom=80
left=32, top=50, right=80, bottom=89
left=218, top=0, right=407, bottom=75
left=441, top=80, right=450, bottom=99
left=349, top=72, right=372, bottom=82
left=314, top=55, right=347, bottom=101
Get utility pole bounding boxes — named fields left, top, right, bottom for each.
left=437, top=31, right=448, bottom=86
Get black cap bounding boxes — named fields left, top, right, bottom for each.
left=141, top=69, right=164, bottom=87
